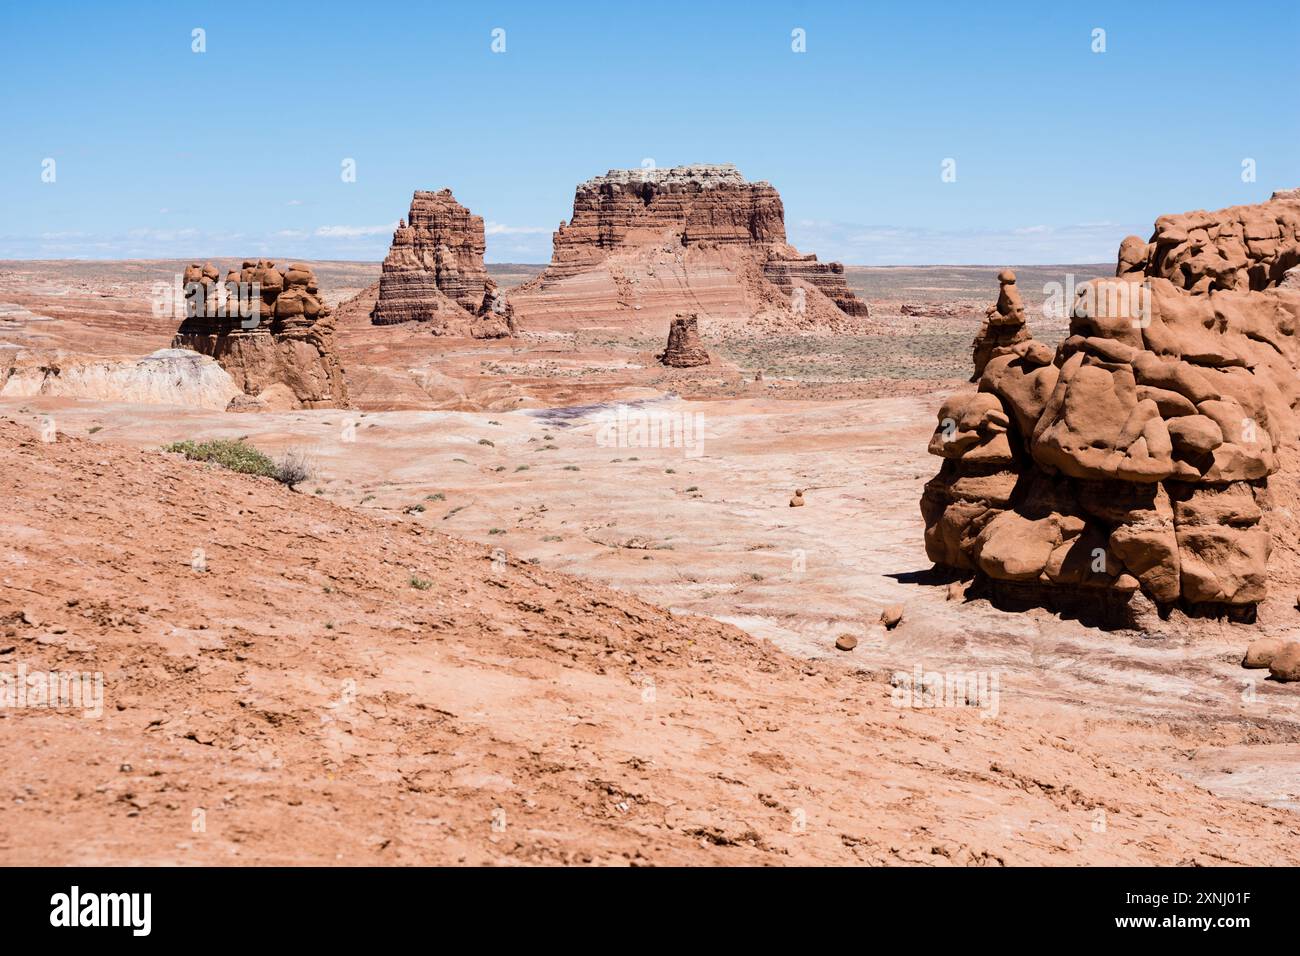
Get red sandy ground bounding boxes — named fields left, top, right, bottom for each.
left=1, top=420, right=1298, bottom=865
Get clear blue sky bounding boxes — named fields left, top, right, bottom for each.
left=2, top=0, right=1296, bottom=264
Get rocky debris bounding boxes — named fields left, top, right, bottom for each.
left=173, top=260, right=349, bottom=409
left=834, top=634, right=858, bottom=651
left=371, top=190, right=514, bottom=338
left=789, top=489, right=805, bottom=507
left=0, top=348, right=240, bottom=409
left=971, top=269, right=1032, bottom=380
left=658, top=313, right=711, bottom=367
left=1269, top=643, right=1300, bottom=682
left=514, top=164, right=869, bottom=330
left=901, top=302, right=971, bottom=318
left=1242, top=637, right=1288, bottom=669
left=921, top=190, right=1300, bottom=623
left=881, top=605, right=904, bottom=629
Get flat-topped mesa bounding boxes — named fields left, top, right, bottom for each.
left=173, top=260, right=349, bottom=409
left=543, top=164, right=787, bottom=282
left=519, top=163, right=869, bottom=329
left=371, top=189, right=514, bottom=337
left=921, top=190, right=1300, bottom=625
left=658, top=313, right=712, bottom=368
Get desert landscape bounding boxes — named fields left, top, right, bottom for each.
left=5, top=7, right=1300, bottom=912
left=4, top=163, right=1300, bottom=872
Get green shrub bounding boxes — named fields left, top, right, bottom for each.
left=165, top=439, right=278, bottom=479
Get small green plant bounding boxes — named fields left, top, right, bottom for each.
left=494, top=466, right=506, bottom=472
left=542, top=535, right=563, bottom=542
left=563, top=465, right=580, bottom=471
left=404, top=503, right=425, bottom=514
left=361, top=495, right=376, bottom=504
left=478, top=438, right=495, bottom=447
left=314, top=488, right=324, bottom=495
left=164, top=439, right=279, bottom=479
left=426, top=493, right=445, bottom=501
left=515, top=465, right=529, bottom=472
left=409, top=575, right=433, bottom=591
left=665, top=468, right=676, bottom=474
left=488, top=528, right=505, bottom=535
left=325, top=621, right=335, bottom=630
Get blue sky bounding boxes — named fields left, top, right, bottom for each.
left=2, top=1, right=1296, bottom=264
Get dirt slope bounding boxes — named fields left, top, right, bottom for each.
left=0, top=419, right=1296, bottom=865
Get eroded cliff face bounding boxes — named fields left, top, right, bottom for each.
left=921, top=190, right=1300, bottom=624
left=511, top=164, right=871, bottom=334
left=371, top=189, right=514, bottom=338
left=172, top=260, right=350, bottom=409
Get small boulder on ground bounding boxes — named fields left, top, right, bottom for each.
left=1268, top=643, right=1300, bottom=682
left=834, top=634, right=858, bottom=652
left=1243, top=637, right=1287, bottom=669
left=789, top=489, right=805, bottom=508
left=881, top=605, right=904, bottom=629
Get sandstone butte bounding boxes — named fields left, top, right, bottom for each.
left=922, top=189, right=1300, bottom=624
left=508, top=163, right=873, bottom=334
left=172, top=260, right=350, bottom=410
left=370, top=189, right=515, bottom=338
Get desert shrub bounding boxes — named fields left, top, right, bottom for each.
left=274, top=449, right=317, bottom=487
left=409, top=575, right=432, bottom=590
left=165, top=439, right=315, bottom=488
left=165, top=439, right=279, bottom=479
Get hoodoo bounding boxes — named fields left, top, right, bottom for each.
left=172, top=260, right=349, bottom=409
left=658, top=313, right=712, bottom=367
left=921, top=189, right=1300, bottom=623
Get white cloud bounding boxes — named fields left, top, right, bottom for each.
left=313, top=223, right=397, bottom=239
left=484, top=222, right=551, bottom=236
left=787, top=219, right=1143, bottom=265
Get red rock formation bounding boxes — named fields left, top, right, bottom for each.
left=970, top=269, right=1032, bottom=380
left=511, top=164, right=871, bottom=334
left=371, top=189, right=513, bottom=338
left=921, top=189, right=1300, bottom=624
left=658, top=313, right=711, bottom=367
left=173, top=260, right=349, bottom=409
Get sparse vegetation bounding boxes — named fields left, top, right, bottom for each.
left=409, top=575, right=433, bottom=591
left=426, top=493, right=445, bottom=501
left=164, top=439, right=278, bottom=479
left=404, top=503, right=425, bottom=514
left=164, top=440, right=318, bottom=489
left=564, top=465, right=580, bottom=471
left=88, top=426, right=102, bottom=434
left=515, top=465, right=529, bottom=472
left=478, top=438, right=495, bottom=447
left=488, top=528, right=505, bottom=535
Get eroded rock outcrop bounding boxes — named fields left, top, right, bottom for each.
left=172, top=260, right=350, bottom=409
left=921, top=190, right=1300, bottom=623
left=510, top=164, right=871, bottom=334
left=658, top=313, right=711, bottom=367
left=371, top=190, right=514, bottom=338
left=0, top=348, right=240, bottom=409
